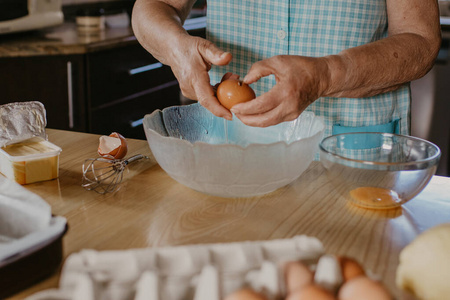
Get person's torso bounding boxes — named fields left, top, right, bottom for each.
left=206, top=0, right=410, bottom=138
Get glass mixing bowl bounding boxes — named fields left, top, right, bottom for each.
left=143, top=103, right=325, bottom=198
left=319, top=132, right=441, bottom=209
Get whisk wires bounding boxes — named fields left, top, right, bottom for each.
left=82, top=154, right=145, bottom=194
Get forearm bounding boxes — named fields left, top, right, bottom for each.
left=131, top=0, right=195, bottom=65
left=323, top=32, right=441, bottom=98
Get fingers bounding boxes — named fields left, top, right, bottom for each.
left=234, top=109, right=285, bottom=128
left=199, top=41, right=233, bottom=66
left=231, top=104, right=283, bottom=128
left=173, top=38, right=234, bottom=120
left=233, top=89, right=302, bottom=127
left=194, top=76, right=233, bottom=120
left=234, top=101, right=301, bottom=127
left=193, top=40, right=234, bottom=119
left=231, top=86, right=283, bottom=115
left=230, top=84, right=305, bottom=127
left=221, top=72, right=240, bottom=82
left=243, top=59, right=276, bottom=84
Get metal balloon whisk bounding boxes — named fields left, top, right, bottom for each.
left=82, top=154, right=146, bottom=194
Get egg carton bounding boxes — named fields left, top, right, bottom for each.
left=26, top=235, right=337, bottom=300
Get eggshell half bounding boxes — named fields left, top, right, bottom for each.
left=98, top=132, right=128, bottom=159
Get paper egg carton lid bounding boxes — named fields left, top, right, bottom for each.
left=26, top=236, right=326, bottom=300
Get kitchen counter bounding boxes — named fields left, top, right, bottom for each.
left=5, top=129, right=450, bottom=299
left=0, top=17, right=206, bottom=138
left=0, top=17, right=206, bottom=57
left=1, top=16, right=448, bottom=58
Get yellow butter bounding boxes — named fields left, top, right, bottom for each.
left=0, top=138, right=61, bottom=184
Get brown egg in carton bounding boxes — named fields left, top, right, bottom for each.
left=26, top=236, right=392, bottom=300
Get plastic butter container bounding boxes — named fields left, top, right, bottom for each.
left=0, top=137, right=62, bottom=184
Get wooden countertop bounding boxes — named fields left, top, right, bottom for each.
left=0, top=17, right=206, bottom=58
left=6, top=129, right=450, bottom=299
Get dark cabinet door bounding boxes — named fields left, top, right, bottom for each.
left=86, top=43, right=181, bottom=139
left=90, top=84, right=180, bottom=139
left=0, top=55, right=86, bottom=132
left=0, top=25, right=206, bottom=139
left=86, top=43, right=178, bottom=110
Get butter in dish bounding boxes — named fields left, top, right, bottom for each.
left=0, top=101, right=62, bottom=184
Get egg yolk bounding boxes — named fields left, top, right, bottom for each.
left=349, top=187, right=401, bottom=209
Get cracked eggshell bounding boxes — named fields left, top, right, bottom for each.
left=98, top=132, right=128, bottom=159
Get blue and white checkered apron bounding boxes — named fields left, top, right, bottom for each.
left=206, top=0, right=410, bottom=139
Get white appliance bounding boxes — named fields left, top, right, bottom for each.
left=0, top=0, right=63, bottom=35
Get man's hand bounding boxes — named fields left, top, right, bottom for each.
left=132, top=0, right=234, bottom=120
left=230, top=55, right=330, bottom=127
left=170, top=36, right=233, bottom=120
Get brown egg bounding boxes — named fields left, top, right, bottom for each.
left=224, top=288, right=268, bottom=300
left=98, top=132, right=128, bottom=160
left=284, top=261, right=314, bottom=294
left=337, top=256, right=365, bottom=282
left=338, top=276, right=392, bottom=300
left=216, top=78, right=256, bottom=110
left=286, top=284, right=336, bottom=300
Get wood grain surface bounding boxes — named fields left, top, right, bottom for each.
left=6, top=129, right=450, bottom=299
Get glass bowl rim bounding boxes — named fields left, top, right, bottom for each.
left=319, top=132, right=441, bottom=167
left=143, top=108, right=325, bottom=150
left=145, top=126, right=325, bottom=150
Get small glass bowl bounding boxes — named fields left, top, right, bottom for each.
left=319, top=132, right=441, bottom=209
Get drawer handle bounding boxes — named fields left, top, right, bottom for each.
left=130, top=118, right=144, bottom=128
left=128, top=62, right=163, bottom=75
left=67, top=61, right=74, bottom=129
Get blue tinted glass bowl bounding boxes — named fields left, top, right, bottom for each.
left=319, top=132, right=441, bottom=209
left=143, top=103, right=325, bottom=198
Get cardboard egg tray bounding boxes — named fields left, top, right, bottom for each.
left=28, top=235, right=327, bottom=300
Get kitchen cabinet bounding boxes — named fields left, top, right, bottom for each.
left=0, top=54, right=86, bottom=132
left=0, top=21, right=206, bottom=140
left=86, top=43, right=180, bottom=139
left=0, top=44, right=178, bottom=139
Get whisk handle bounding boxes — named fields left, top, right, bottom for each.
left=125, top=154, right=146, bottom=165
